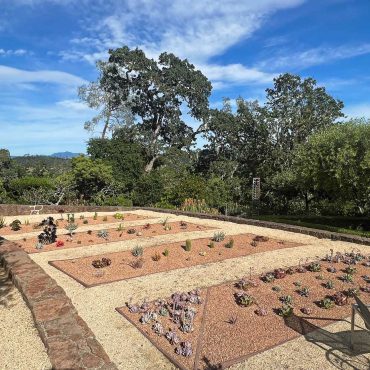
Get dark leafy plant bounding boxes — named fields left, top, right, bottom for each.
left=129, top=258, right=144, bottom=269
left=262, top=272, right=275, bottom=283
left=279, top=295, right=293, bottom=305
left=324, top=280, right=335, bottom=289
left=346, top=287, right=360, bottom=297
left=83, top=219, right=89, bottom=224
left=127, top=228, right=136, bottom=234
left=92, top=257, right=112, bottom=268
left=10, top=219, right=21, bottom=231
left=274, top=268, right=286, bottom=279
left=340, top=274, right=354, bottom=283
left=250, top=240, right=258, bottom=247
left=286, top=267, right=295, bottom=275
left=327, top=266, right=337, bottom=273
left=224, top=239, right=234, bottom=248
left=253, top=235, right=269, bottom=242
left=163, top=249, right=169, bottom=257
left=152, top=252, right=161, bottom=261
left=298, top=287, right=310, bottom=297
left=345, top=266, right=357, bottom=275
left=97, top=229, right=109, bottom=240
left=272, top=285, right=282, bottom=292
left=208, top=241, right=215, bottom=248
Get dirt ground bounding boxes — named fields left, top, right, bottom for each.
left=9, top=210, right=370, bottom=370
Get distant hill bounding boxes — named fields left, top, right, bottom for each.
left=51, top=151, right=81, bottom=159
left=13, top=155, right=72, bottom=176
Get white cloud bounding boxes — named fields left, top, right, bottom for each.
left=0, top=65, right=86, bottom=87
left=258, top=43, right=370, bottom=71
left=59, top=0, right=304, bottom=86
left=0, top=48, right=28, bottom=56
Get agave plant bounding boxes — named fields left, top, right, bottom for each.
left=262, top=272, right=275, bottom=283
left=279, top=295, right=293, bottom=305
left=97, top=230, right=109, bottom=240
left=324, top=280, right=335, bottom=290
left=346, top=287, right=360, bottom=297
left=152, top=321, right=164, bottom=335
left=212, top=232, right=226, bottom=242
left=345, top=266, right=357, bottom=275
left=140, top=311, right=157, bottom=324
left=340, top=274, right=354, bottom=283
left=166, top=329, right=180, bottom=345
left=131, top=245, right=143, bottom=257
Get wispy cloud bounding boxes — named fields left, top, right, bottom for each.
left=0, top=48, right=28, bottom=56
left=59, top=0, right=304, bottom=86
left=0, top=65, right=86, bottom=87
left=344, top=103, right=370, bottom=119
left=258, top=43, right=370, bottom=71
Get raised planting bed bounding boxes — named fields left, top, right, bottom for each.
left=49, top=234, right=301, bottom=287
left=17, top=221, right=213, bottom=254
left=116, top=251, right=370, bottom=370
left=0, top=212, right=147, bottom=236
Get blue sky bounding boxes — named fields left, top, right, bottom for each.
left=0, top=0, right=370, bottom=156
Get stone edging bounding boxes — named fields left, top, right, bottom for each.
left=0, top=237, right=117, bottom=370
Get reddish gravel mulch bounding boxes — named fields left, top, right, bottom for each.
left=0, top=213, right=147, bottom=235
left=117, top=258, right=370, bottom=370
left=49, top=234, right=301, bottom=287
left=18, top=221, right=212, bottom=254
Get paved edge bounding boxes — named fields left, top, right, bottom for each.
left=1, top=204, right=369, bottom=246
left=0, top=237, right=117, bottom=370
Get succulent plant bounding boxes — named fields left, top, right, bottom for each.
left=116, top=223, right=124, bottom=231
left=316, top=274, right=324, bottom=280
left=333, top=292, right=348, bottom=306
left=320, top=297, right=334, bottom=309
left=180, top=221, right=188, bottom=228
left=208, top=241, right=215, bottom=248
left=308, top=262, right=321, bottom=272
left=345, top=266, right=357, bottom=275
left=0, top=217, right=6, bottom=228
left=93, top=212, right=98, bottom=220
left=327, top=266, right=337, bottom=273
left=10, top=219, right=22, bottom=231
left=279, top=295, right=293, bottom=305
left=274, top=268, right=286, bottom=279
left=152, top=321, right=164, bottom=335
left=301, top=307, right=312, bottom=315
left=361, top=285, right=370, bottom=293
left=140, top=311, right=157, bottom=324
left=163, top=249, right=169, bottom=257
left=65, top=222, right=78, bottom=237
left=236, top=292, right=255, bottom=307
left=363, top=275, right=370, bottom=283
left=262, top=272, right=275, bottom=283
left=324, top=280, right=335, bottom=289
left=92, top=257, right=111, bottom=268
left=346, top=287, right=360, bottom=297
left=250, top=240, right=258, bottom=247
left=132, top=245, right=144, bottom=257
left=83, top=219, right=89, bottom=224
left=175, top=341, right=193, bottom=357
left=224, top=239, right=234, bottom=248
left=184, top=239, right=192, bottom=251
left=180, top=308, right=196, bottom=333
left=114, top=213, right=124, bottom=219
left=165, top=329, right=180, bottom=345
left=255, top=307, right=268, bottom=316
left=253, top=235, right=269, bottom=242
left=363, top=261, right=370, bottom=267
left=97, top=230, right=109, bottom=239
left=143, top=223, right=151, bottom=230
left=212, top=232, right=226, bottom=242
left=278, top=304, right=293, bottom=317
left=129, top=258, right=144, bottom=269
left=298, top=287, right=310, bottom=297
left=272, top=285, right=282, bottom=292
left=228, top=315, right=238, bottom=324
left=293, top=281, right=302, bottom=287
left=152, top=252, right=161, bottom=261
left=127, top=228, right=136, bottom=234
left=340, top=274, right=354, bottom=283
left=35, top=242, right=44, bottom=250
left=286, top=267, right=295, bottom=275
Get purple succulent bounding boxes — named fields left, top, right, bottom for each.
left=165, top=329, right=180, bottom=345
left=152, top=321, right=164, bottom=335
left=176, top=341, right=193, bottom=357
left=255, top=307, right=268, bottom=316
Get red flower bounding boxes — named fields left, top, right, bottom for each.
left=56, top=240, right=64, bottom=247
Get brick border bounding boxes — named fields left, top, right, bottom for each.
left=0, top=237, right=117, bottom=370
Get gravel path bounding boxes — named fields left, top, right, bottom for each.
left=25, top=210, right=370, bottom=370
left=0, top=266, right=51, bottom=370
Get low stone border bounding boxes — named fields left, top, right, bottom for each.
left=0, top=237, right=117, bottom=370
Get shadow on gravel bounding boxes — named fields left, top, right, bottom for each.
left=284, top=314, right=370, bottom=370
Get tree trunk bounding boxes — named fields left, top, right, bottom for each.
left=101, top=111, right=111, bottom=139
left=144, top=156, right=158, bottom=173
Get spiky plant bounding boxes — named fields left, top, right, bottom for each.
left=320, top=297, right=335, bottom=309
left=132, top=245, right=144, bottom=257
left=308, top=262, right=321, bottom=272
left=97, top=230, right=109, bottom=240
left=278, top=304, right=293, bottom=317
left=212, top=232, right=226, bottom=242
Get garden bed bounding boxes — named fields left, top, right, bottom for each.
left=116, top=252, right=370, bottom=370
left=18, top=221, right=212, bottom=254
left=49, top=234, right=301, bottom=287
left=0, top=212, right=147, bottom=235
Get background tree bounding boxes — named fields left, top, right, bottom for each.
left=98, top=46, right=212, bottom=172
left=263, top=73, right=344, bottom=169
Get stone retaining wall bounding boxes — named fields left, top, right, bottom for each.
left=0, top=238, right=117, bottom=370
